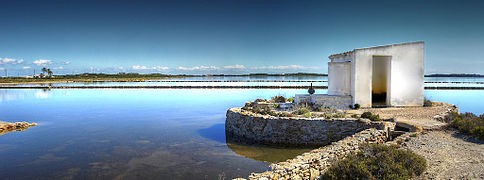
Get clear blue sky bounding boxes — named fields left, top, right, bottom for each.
left=1, top=0, right=483, bottom=75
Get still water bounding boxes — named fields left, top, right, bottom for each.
left=2, top=76, right=483, bottom=87
left=0, top=88, right=482, bottom=179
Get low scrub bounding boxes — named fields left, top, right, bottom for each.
left=294, top=107, right=310, bottom=115
left=321, top=144, right=427, bottom=180
left=361, top=112, right=381, bottom=121
left=448, top=112, right=484, bottom=140
left=423, top=98, right=433, bottom=107
left=271, top=95, right=287, bottom=103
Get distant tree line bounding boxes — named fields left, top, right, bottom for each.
left=425, top=73, right=484, bottom=77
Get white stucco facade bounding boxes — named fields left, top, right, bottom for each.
left=328, top=42, right=424, bottom=107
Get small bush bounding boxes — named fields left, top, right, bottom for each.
left=321, top=144, right=427, bottom=180
left=325, top=114, right=333, bottom=119
left=335, top=113, right=345, bottom=118
left=272, top=103, right=280, bottom=108
left=272, top=95, right=287, bottom=103
left=361, top=112, right=381, bottom=121
left=361, top=112, right=372, bottom=119
left=254, top=98, right=267, bottom=102
left=287, top=97, right=295, bottom=103
left=303, top=112, right=312, bottom=118
left=354, top=103, right=360, bottom=109
left=294, top=107, right=310, bottom=115
left=423, top=98, right=432, bottom=107
left=449, top=112, right=484, bottom=140
left=351, top=114, right=359, bottom=119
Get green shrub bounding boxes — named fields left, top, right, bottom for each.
left=449, top=112, right=484, bottom=140
left=271, top=95, right=287, bottom=103
left=335, top=113, right=345, bottom=118
left=351, top=114, right=359, bottom=119
left=423, top=98, right=433, bottom=107
left=361, top=112, right=381, bottom=121
left=294, top=107, right=310, bottom=115
left=321, top=144, right=427, bottom=180
left=303, top=112, right=312, bottom=118
left=267, top=110, right=277, bottom=116
left=361, top=112, right=372, bottom=119
left=272, top=103, right=281, bottom=108
left=325, top=114, right=333, bottom=119
left=354, top=103, right=360, bottom=109
left=287, top=97, right=295, bottom=103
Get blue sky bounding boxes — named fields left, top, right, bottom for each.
left=0, top=0, right=483, bottom=76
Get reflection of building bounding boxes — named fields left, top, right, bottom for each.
left=296, top=42, right=424, bottom=108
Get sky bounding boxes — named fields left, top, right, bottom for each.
left=0, top=0, right=483, bottom=76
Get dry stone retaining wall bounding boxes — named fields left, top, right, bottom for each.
left=226, top=108, right=393, bottom=147
left=247, top=128, right=388, bottom=180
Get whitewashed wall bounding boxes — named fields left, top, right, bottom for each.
left=352, top=42, right=424, bottom=107
left=328, top=62, right=351, bottom=96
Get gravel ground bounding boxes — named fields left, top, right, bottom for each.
left=401, top=130, right=484, bottom=179
left=363, top=105, right=451, bottom=120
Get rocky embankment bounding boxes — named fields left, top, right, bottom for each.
left=247, top=128, right=388, bottom=180
left=0, top=121, right=37, bottom=136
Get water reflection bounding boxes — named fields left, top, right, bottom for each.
left=225, top=141, right=313, bottom=164
left=0, top=88, right=481, bottom=179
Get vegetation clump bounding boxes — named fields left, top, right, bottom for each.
left=361, top=112, right=381, bottom=121
left=423, top=98, right=433, bottom=107
left=321, top=144, right=427, bottom=180
left=294, top=107, right=310, bottom=115
left=448, top=112, right=484, bottom=140
left=271, top=95, right=287, bottom=103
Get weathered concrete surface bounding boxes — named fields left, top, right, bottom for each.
left=226, top=108, right=393, bottom=147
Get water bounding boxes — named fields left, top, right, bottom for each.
left=0, top=81, right=482, bottom=179
left=1, top=76, right=483, bottom=87
left=0, top=89, right=313, bottom=179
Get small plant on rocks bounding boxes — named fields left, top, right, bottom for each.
left=354, top=103, right=360, bottom=109
left=321, top=144, right=427, bottom=180
left=361, top=112, right=381, bottom=121
left=423, top=98, right=433, bottom=107
left=271, top=95, right=287, bottom=103
left=294, top=107, right=310, bottom=115
left=272, top=103, right=280, bottom=108
left=334, top=113, right=346, bottom=118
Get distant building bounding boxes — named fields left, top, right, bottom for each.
left=296, top=42, right=424, bottom=108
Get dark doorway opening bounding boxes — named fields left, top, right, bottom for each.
left=372, top=56, right=391, bottom=106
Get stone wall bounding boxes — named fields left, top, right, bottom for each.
left=247, top=128, right=388, bottom=180
left=226, top=108, right=394, bottom=147
left=294, top=94, right=352, bottom=110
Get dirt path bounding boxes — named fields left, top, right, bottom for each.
left=401, top=130, right=484, bottom=179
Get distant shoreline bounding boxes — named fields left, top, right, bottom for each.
left=1, top=73, right=482, bottom=84
left=424, top=73, right=484, bottom=77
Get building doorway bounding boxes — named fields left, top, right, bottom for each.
left=372, top=56, right=391, bottom=106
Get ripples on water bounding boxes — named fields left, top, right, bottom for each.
left=0, top=78, right=482, bottom=179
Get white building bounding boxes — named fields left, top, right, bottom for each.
left=296, top=42, right=424, bottom=108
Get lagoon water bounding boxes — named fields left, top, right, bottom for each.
left=0, top=80, right=483, bottom=179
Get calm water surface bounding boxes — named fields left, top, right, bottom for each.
left=0, top=88, right=482, bottom=179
